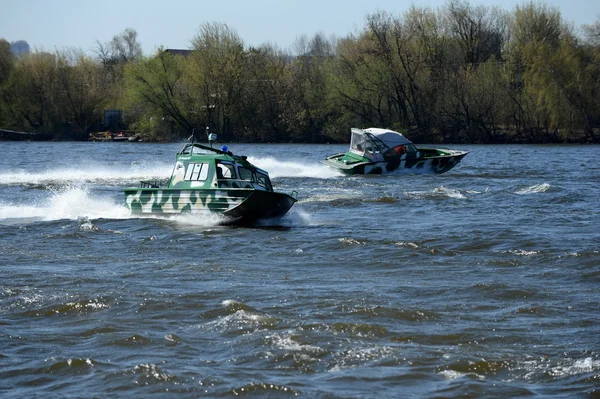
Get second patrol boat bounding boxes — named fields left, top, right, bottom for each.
left=322, top=127, right=469, bottom=175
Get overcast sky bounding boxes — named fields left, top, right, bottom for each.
left=2, top=0, right=599, bottom=55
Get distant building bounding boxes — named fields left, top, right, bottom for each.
left=10, top=40, right=30, bottom=57
left=164, top=49, right=193, bottom=57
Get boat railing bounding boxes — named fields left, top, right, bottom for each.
left=140, top=180, right=166, bottom=188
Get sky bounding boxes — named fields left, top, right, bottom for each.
left=2, top=0, right=599, bottom=55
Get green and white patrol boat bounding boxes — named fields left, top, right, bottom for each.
left=322, top=127, right=469, bottom=175
left=123, top=133, right=297, bottom=224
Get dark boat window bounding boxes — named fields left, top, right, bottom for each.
left=406, top=144, right=418, bottom=153
left=256, top=171, right=273, bottom=191
left=183, top=162, right=210, bottom=181
left=238, top=167, right=254, bottom=181
left=216, top=163, right=236, bottom=179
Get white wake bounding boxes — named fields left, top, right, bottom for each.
left=247, top=156, right=342, bottom=178
left=0, top=187, right=131, bottom=222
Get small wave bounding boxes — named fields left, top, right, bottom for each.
left=352, top=306, right=440, bottom=322
left=548, top=357, right=600, bottom=377
left=329, top=346, right=395, bottom=371
left=49, top=359, right=94, bottom=372
left=78, top=216, right=100, bottom=231
left=394, top=241, right=454, bottom=256
left=493, top=249, right=540, bottom=256
left=198, top=309, right=278, bottom=334
left=197, top=300, right=258, bottom=319
left=433, top=186, right=467, bottom=199
left=131, top=363, right=181, bottom=385
left=220, top=310, right=276, bottom=329
left=221, top=299, right=254, bottom=312
left=21, top=297, right=110, bottom=317
left=261, top=331, right=328, bottom=373
left=1, top=287, right=45, bottom=312
left=515, top=183, right=551, bottom=195
left=338, top=237, right=366, bottom=246
left=395, top=241, right=420, bottom=249
left=265, top=332, right=322, bottom=353
left=230, top=382, right=299, bottom=396
left=465, top=187, right=490, bottom=194
left=46, top=358, right=96, bottom=373
left=440, top=359, right=511, bottom=376
left=113, top=334, right=153, bottom=346
left=327, top=322, right=389, bottom=338
left=518, top=355, right=600, bottom=381
left=164, top=334, right=182, bottom=344
left=301, top=191, right=362, bottom=204
left=368, top=195, right=398, bottom=203
left=438, top=369, right=470, bottom=380
left=405, top=185, right=467, bottom=200
left=329, top=198, right=363, bottom=207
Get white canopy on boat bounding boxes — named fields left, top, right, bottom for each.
left=349, top=127, right=413, bottom=160
left=362, top=127, right=412, bottom=147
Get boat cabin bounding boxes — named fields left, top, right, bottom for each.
left=142, top=143, right=274, bottom=191
left=350, top=127, right=417, bottom=161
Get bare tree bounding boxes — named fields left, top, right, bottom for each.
left=55, top=49, right=110, bottom=138
left=95, top=28, right=142, bottom=65
left=444, top=0, right=508, bottom=66
left=189, top=22, right=245, bottom=139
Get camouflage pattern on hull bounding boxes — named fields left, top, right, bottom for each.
left=124, top=188, right=296, bottom=223
left=322, top=150, right=469, bottom=175
left=321, top=127, right=469, bottom=176
left=124, top=188, right=251, bottom=215
left=360, top=152, right=467, bottom=175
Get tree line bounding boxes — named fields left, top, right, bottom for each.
left=1, top=1, right=599, bottom=144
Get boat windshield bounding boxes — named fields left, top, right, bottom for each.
left=350, top=129, right=389, bottom=160
left=190, top=146, right=214, bottom=155
left=255, top=171, right=273, bottom=191
left=178, top=143, right=220, bottom=156
left=237, top=165, right=273, bottom=191
left=406, top=143, right=418, bottom=153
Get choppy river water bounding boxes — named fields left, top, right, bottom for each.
left=1, top=141, right=599, bottom=398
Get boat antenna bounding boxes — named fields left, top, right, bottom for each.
left=188, top=128, right=195, bottom=144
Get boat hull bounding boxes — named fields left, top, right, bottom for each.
left=123, top=188, right=296, bottom=224
left=321, top=148, right=469, bottom=175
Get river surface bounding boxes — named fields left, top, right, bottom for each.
left=0, top=141, right=599, bottom=398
